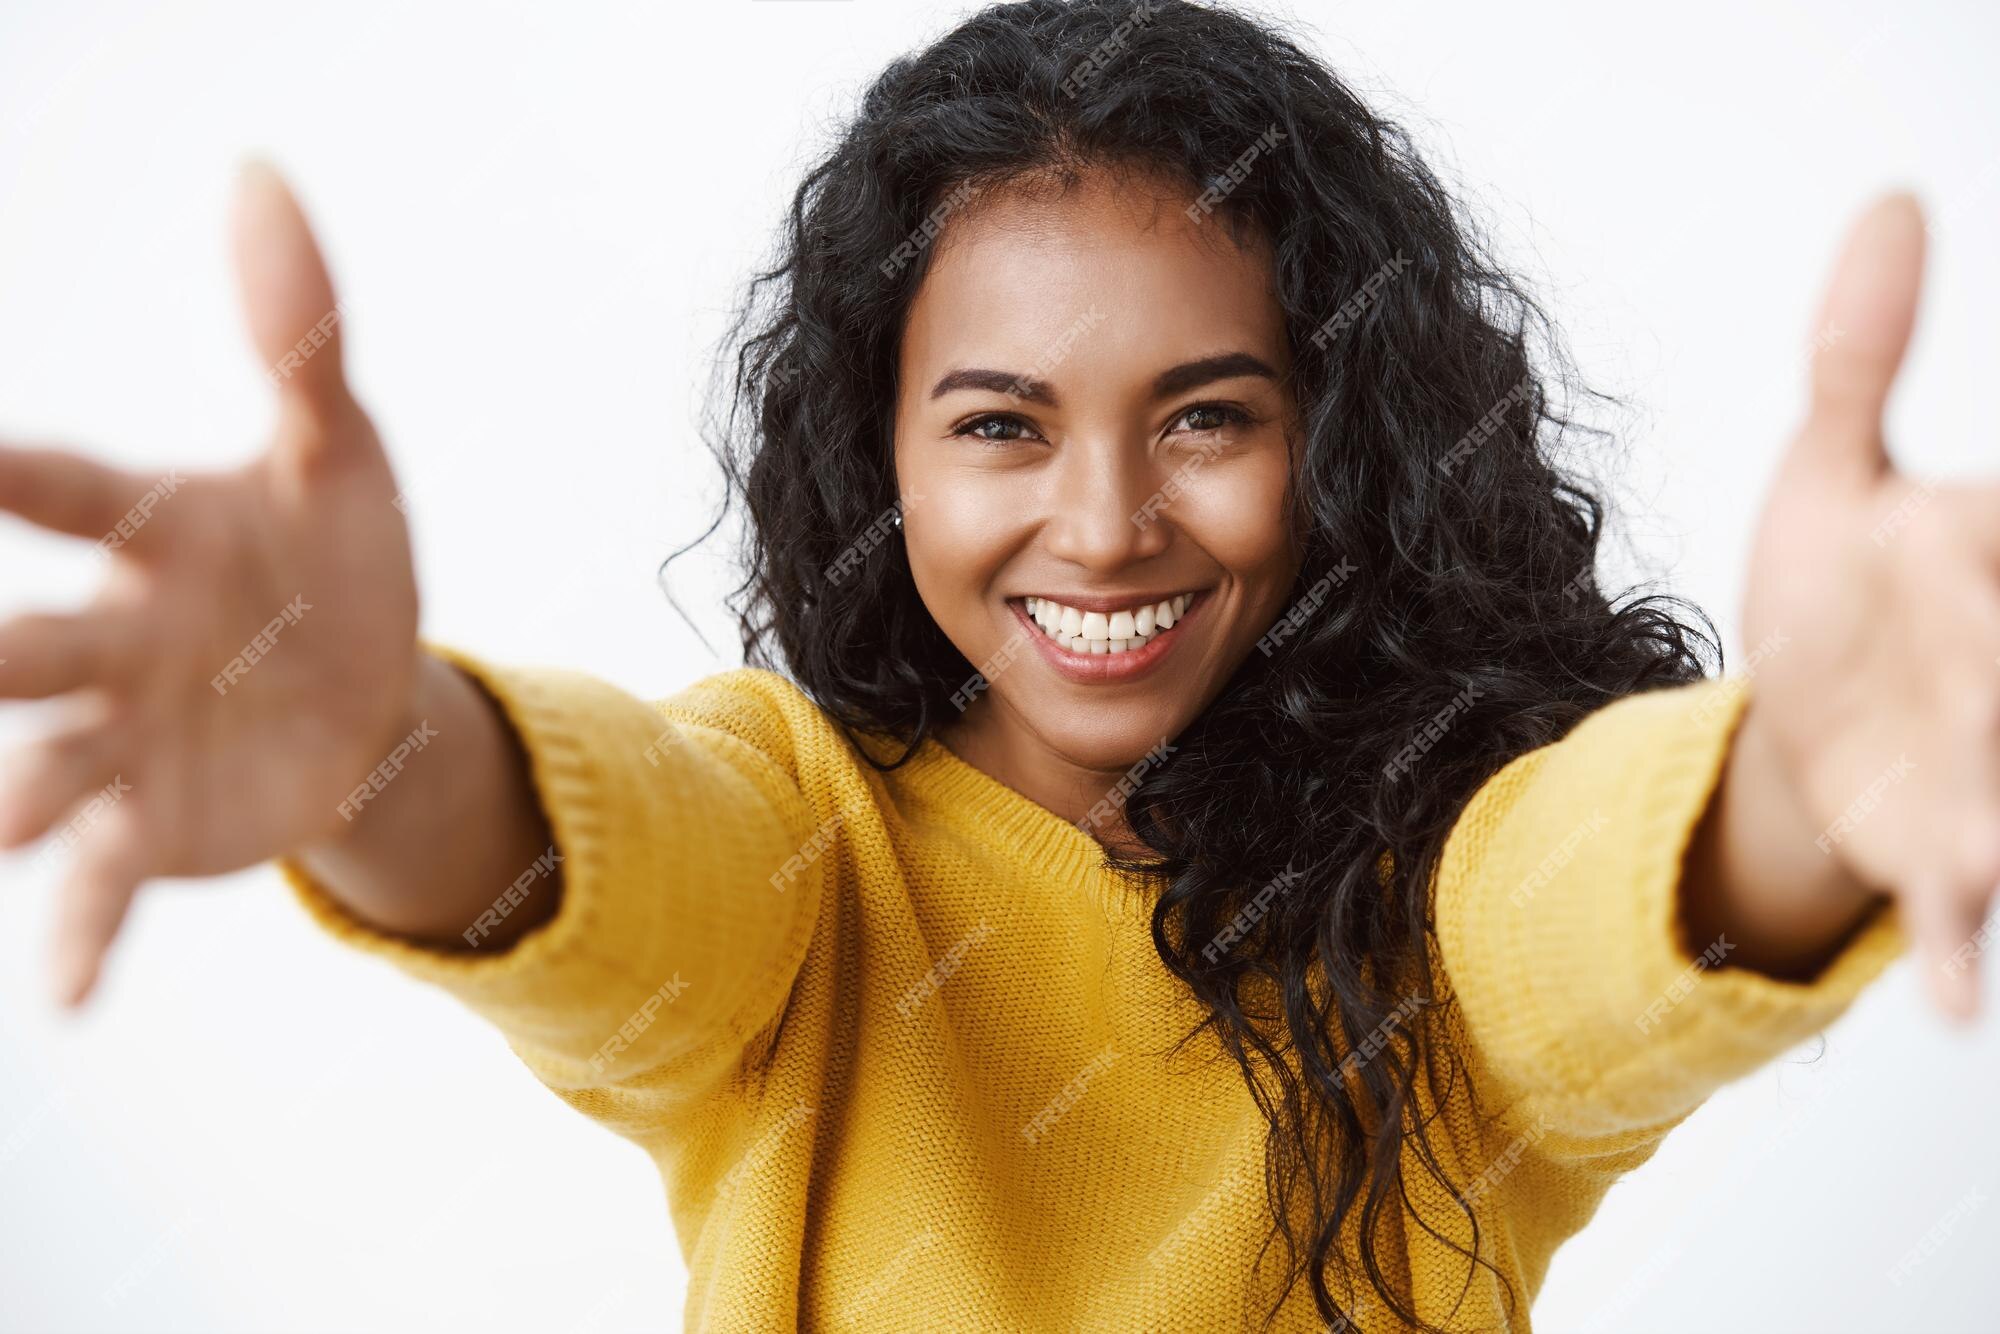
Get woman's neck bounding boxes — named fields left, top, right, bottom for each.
left=934, top=701, right=1150, bottom=857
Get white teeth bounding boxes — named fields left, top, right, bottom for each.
left=1022, top=593, right=1196, bottom=655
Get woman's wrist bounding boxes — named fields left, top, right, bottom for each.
left=288, top=645, right=558, bottom=949
left=1681, top=691, right=1887, bottom=981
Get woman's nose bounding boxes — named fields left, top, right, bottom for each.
left=1039, top=440, right=1175, bottom=574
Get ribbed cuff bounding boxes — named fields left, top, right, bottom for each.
left=277, top=639, right=645, bottom=999
left=1437, top=674, right=1906, bottom=1142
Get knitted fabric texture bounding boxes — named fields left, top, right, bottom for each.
left=280, top=647, right=1905, bottom=1332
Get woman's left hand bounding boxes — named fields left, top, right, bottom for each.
left=1736, top=190, right=2000, bottom=1020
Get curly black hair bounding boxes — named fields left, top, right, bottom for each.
left=673, top=1, right=1719, bottom=1327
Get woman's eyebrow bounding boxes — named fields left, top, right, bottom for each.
left=928, top=351, right=1279, bottom=407
left=929, top=368, right=1057, bottom=404
left=1150, top=351, right=1279, bottom=400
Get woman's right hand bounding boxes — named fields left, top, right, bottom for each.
left=0, top=162, right=422, bottom=1004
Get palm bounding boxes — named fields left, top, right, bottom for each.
left=0, top=163, right=420, bottom=999
left=1741, top=193, right=2000, bottom=1015
left=108, top=438, right=416, bottom=874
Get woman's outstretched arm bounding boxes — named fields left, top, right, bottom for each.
left=0, top=165, right=826, bottom=1091
left=0, top=160, right=538, bottom=1004
left=1680, top=191, right=2000, bottom=1019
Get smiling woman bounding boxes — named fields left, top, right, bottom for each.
left=4, top=1, right=1983, bottom=1332
left=895, top=169, right=1302, bottom=779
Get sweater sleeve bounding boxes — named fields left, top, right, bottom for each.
left=1432, top=674, right=1906, bottom=1145
left=276, top=642, right=825, bottom=1095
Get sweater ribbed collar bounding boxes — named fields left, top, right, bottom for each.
left=890, top=732, right=1162, bottom=922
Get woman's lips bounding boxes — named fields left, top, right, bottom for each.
left=1007, top=591, right=1206, bottom=684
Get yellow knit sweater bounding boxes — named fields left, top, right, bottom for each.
left=280, top=648, right=1905, bottom=1332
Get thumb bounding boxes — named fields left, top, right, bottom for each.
left=232, top=158, right=355, bottom=429
left=1795, top=190, right=1927, bottom=485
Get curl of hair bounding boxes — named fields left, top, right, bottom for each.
left=677, top=2, right=1719, bottom=1327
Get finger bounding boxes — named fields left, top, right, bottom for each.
left=0, top=718, right=122, bottom=850
left=1946, top=480, right=2000, bottom=572
left=1795, top=190, right=1927, bottom=485
left=48, top=802, right=149, bottom=1008
left=232, top=159, right=355, bottom=440
left=0, top=611, right=135, bottom=701
left=1904, top=870, right=1983, bottom=1023
left=0, top=443, right=158, bottom=543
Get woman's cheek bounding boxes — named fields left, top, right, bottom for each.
left=1176, top=451, right=1298, bottom=580
left=900, top=467, right=1023, bottom=630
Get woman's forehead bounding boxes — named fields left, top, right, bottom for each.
left=901, top=170, right=1286, bottom=389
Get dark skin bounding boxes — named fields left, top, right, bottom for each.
left=0, top=165, right=1972, bottom=1022
left=891, top=168, right=1304, bottom=851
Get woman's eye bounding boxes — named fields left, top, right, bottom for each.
left=1174, top=403, right=1252, bottom=434
left=953, top=414, right=1036, bottom=445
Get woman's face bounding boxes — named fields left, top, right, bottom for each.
left=892, top=166, right=1303, bottom=780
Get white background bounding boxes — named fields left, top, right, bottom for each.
left=0, top=2, right=1995, bottom=1330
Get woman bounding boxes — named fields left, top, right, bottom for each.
left=2, top=1, right=1978, bottom=1329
